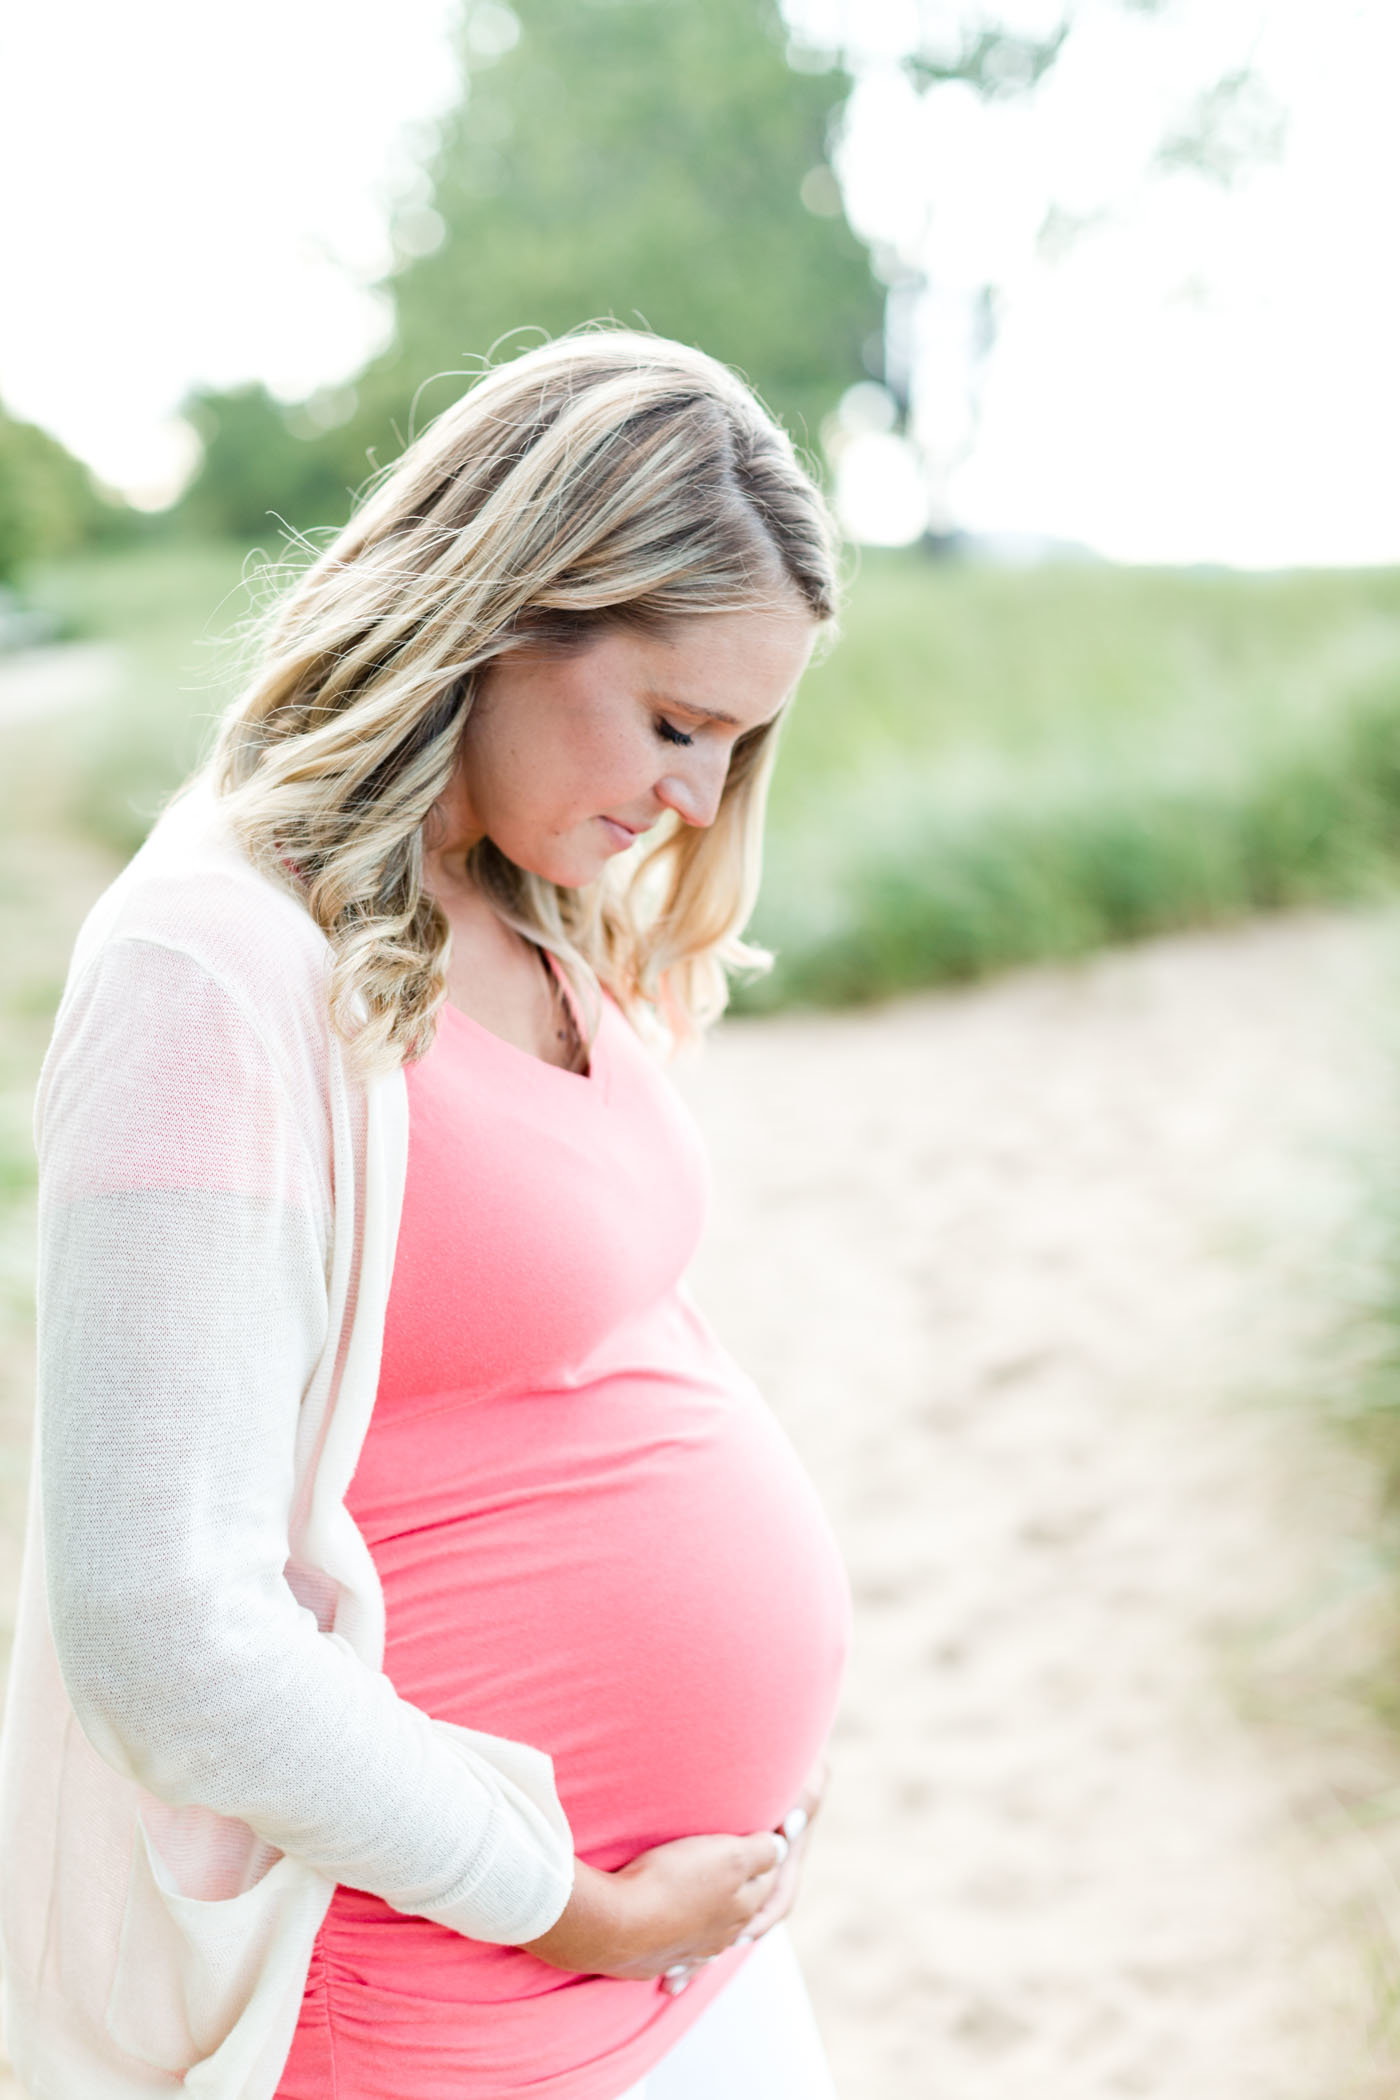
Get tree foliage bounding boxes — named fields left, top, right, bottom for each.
left=180, top=0, right=881, bottom=540
left=176, top=384, right=352, bottom=545
left=0, top=400, right=120, bottom=585
left=380, top=0, right=879, bottom=449
left=901, top=22, right=1069, bottom=99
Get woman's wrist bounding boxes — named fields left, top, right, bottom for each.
left=518, top=1858, right=634, bottom=1973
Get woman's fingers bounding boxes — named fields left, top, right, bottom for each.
left=741, top=1853, right=799, bottom=1942
left=741, top=1828, right=787, bottom=1882
left=661, top=1946, right=731, bottom=1994
left=662, top=1804, right=825, bottom=1988
left=743, top=1783, right=824, bottom=1942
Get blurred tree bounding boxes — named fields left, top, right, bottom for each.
left=797, top=0, right=1288, bottom=547
left=180, top=0, right=881, bottom=539
left=376, top=0, right=878, bottom=452
left=0, top=400, right=123, bottom=584
left=177, top=384, right=355, bottom=544
left=1154, top=67, right=1288, bottom=187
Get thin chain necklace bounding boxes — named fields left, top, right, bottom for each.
left=533, top=942, right=587, bottom=1074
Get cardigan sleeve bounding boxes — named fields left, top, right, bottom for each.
left=34, top=933, right=575, bottom=1944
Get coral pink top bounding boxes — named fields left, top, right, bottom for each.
left=276, top=968, right=851, bottom=2100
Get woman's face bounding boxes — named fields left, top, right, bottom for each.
left=433, top=604, right=818, bottom=888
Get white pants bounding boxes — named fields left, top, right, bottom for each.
left=614, top=1926, right=840, bottom=2100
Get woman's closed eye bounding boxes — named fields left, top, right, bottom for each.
left=653, top=718, right=695, bottom=748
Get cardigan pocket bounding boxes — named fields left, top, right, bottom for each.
left=104, top=1808, right=314, bottom=2076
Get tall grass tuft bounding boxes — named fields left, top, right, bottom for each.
left=739, top=554, right=1400, bottom=1008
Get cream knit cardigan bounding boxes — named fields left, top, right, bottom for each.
left=0, top=779, right=577, bottom=2099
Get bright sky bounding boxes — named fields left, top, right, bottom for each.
left=822, top=0, right=1400, bottom=565
left=0, top=0, right=461, bottom=503
left=2, top=0, right=1396, bottom=565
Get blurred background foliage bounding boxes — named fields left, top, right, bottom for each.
left=3, top=0, right=1400, bottom=1026
left=179, top=0, right=881, bottom=542
left=0, top=400, right=129, bottom=584
left=13, top=538, right=1400, bottom=1024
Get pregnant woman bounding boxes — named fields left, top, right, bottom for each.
left=0, top=331, right=852, bottom=2100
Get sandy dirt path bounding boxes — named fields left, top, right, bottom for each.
left=2, top=905, right=1399, bottom=2097
left=674, top=907, right=1400, bottom=2100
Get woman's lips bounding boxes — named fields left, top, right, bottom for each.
left=598, top=816, right=645, bottom=849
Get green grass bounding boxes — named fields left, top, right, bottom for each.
left=741, top=553, right=1400, bottom=1006
left=18, top=538, right=1400, bottom=1004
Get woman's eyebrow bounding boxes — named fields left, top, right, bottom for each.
left=644, top=688, right=742, bottom=727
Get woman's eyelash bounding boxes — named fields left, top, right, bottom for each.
left=653, top=718, right=694, bottom=747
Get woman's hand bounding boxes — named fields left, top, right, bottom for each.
left=655, top=1754, right=830, bottom=1993
left=519, top=1828, right=785, bottom=1981
left=526, top=1755, right=832, bottom=1993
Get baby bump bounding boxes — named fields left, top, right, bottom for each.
left=347, top=1369, right=852, bottom=1868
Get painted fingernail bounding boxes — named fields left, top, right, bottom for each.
left=782, top=1806, right=809, bottom=1843
left=661, top=1970, right=691, bottom=1995
left=734, top=1930, right=754, bottom=1946
left=771, top=1830, right=789, bottom=1868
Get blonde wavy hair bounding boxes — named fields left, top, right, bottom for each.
left=208, top=328, right=840, bottom=1071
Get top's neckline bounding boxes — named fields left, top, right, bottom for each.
left=437, top=949, right=599, bottom=1087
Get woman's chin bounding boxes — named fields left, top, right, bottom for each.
left=505, top=844, right=610, bottom=890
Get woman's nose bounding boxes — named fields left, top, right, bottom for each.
left=655, top=757, right=725, bottom=829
